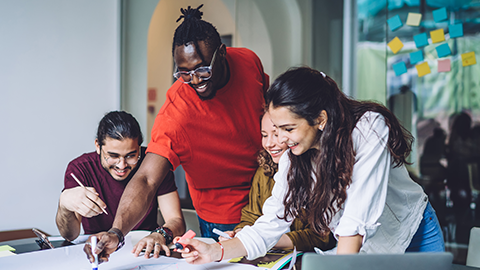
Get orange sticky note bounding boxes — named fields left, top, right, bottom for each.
left=416, top=62, right=431, bottom=77
left=461, top=52, right=477, bottom=67
left=430, top=29, right=445, bottom=43
left=388, top=37, right=403, bottom=54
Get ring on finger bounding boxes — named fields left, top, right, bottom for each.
left=155, top=243, right=161, bottom=246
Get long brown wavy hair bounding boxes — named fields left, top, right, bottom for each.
left=265, top=67, right=414, bottom=236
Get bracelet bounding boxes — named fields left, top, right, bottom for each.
left=151, top=226, right=174, bottom=245
left=216, top=242, right=224, bottom=262
left=108, top=228, right=125, bottom=251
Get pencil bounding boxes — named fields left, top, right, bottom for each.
left=70, top=173, right=108, bottom=215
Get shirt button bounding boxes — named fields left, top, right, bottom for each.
left=424, top=197, right=428, bottom=202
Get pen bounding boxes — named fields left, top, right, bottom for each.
left=91, top=236, right=98, bottom=270
left=212, top=228, right=232, bottom=240
left=175, top=230, right=196, bottom=250
left=71, top=173, right=108, bottom=215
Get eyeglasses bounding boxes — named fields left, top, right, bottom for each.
left=173, top=47, right=218, bottom=84
left=102, top=148, right=140, bottom=166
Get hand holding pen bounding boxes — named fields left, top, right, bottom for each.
left=59, top=173, right=108, bottom=218
left=213, top=228, right=233, bottom=241
left=84, top=231, right=119, bottom=265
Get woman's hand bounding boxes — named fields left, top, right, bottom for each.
left=218, top=230, right=238, bottom=241
left=173, top=237, right=222, bottom=264
left=132, top=232, right=170, bottom=258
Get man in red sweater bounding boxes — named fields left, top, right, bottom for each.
left=86, top=4, right=269, bottom=263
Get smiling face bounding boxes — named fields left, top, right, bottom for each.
left=95, top=137, right=140, bottom=181
left=268, top=104, right=327, bottom=156
left=261, top=112, right=288, bottom=163
left=173, top=41, right=228, bottom=100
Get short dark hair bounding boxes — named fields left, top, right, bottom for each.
left=172, top=4, right=222, bottom=58
left=96, top=111, right=143, bottom=147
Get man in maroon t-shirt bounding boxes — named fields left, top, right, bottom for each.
left=55, top=111, right=185, bottom=258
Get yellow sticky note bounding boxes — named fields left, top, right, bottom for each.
left=388, top=37, right=403, bottom=54
left=462, top=52, right=477, bottom=66
left=406, top=13, right=422, bottom=26
left=430, top=29, right=445, bottom=43
left=416, top=62, right=431, bottom=77
left=0, top=245, right=15, bottom=252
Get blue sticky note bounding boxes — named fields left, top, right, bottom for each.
left=387, top=15, right=403, bottom=31
left=449, top=24, right=464, bottom=38
left=436, top=43, right=451, bottom=58
left=410, top=51, right=424, bottom=65
left=414, top=33, right=429, bottom=48
left=433, top=7, right=448, bottom=23
left=393, top=62, right=407, bottom=76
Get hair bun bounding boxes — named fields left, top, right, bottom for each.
left=176, top=4, right=204, bottom=23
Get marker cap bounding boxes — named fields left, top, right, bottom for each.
left=175, top=230, right=196, bottom=250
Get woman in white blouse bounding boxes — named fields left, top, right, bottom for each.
left=174, top=67, right=445, bottom=264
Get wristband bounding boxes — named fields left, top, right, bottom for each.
left=108, top=228, right=125, bottom=251
left=151, top=226, right=174, bottom=245
left=216, top=242, right=224, bottom=262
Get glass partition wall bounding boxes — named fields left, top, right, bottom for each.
left=355, top=0, right=480, bottom=263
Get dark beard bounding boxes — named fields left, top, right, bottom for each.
left=196, top=88, right=218, bottom=101
left=189, top=83, right=219, bottom=101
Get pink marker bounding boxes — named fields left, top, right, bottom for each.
left=175, top=230, right=196, bottom=250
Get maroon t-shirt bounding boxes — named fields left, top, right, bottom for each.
left=63, top=147, right=176, bottom=234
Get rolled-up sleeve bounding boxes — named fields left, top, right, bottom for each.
left=236, top=152, right=293, bottom=260
left=333, top=112, right=391, bottom=244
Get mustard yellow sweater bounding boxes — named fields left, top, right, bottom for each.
left=235, top=167, right=335, bottom=251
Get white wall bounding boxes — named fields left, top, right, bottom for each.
left=0, top=0, right=120, bottom=235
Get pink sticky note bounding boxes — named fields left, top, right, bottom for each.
left=438, top=59, right=451, bottom=72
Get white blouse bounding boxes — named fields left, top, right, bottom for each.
left=236, top=112, right=428, bottom=259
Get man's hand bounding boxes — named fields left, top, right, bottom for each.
left=84, top=231, right=119, bottom=264
left=132, top=232, right=170, bottom=258
left=60, top=186, right=107, bottom=217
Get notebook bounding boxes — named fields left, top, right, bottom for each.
left=301, top=252, right=453, bottom=270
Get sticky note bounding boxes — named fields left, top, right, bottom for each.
left=410, top=51, right=424, bottom=65
left=406, top=13, right=422, bottom=26
left=388, top=15, right=403, bottom=31
left=438, top=59, right=451, bottom=72
left=414, top=33, right=429, bottom=48
left=393, top=62, right=407, bottom=76
left=416, top=62, right=431, bottom=77
left=0, top=245, right=15, bottom=252
left=449, top=24, right=464, bottom=38
left=430, top=29, right=445, bottom=43
left=462, top=51, right=477, bottom=66
left=388, top=37, right=403, bottom=54
left=433, top=7, right=448, bottom=23
left=436, top=43, right=451, bottom=58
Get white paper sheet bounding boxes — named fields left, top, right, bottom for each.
left=0, top=234, right=258, bottom=270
